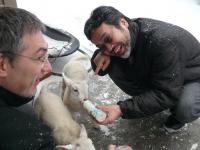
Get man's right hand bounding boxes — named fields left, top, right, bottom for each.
left=97, top=104, right=122, bottom=124
left=94, top=52, right=110, bottom=74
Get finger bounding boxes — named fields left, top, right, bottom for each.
left=102, top=63, right=108, bottom=71
left=102, top=59, right=110, bottom=71
left=98, top=117, right=111, bottom=125
left=95, top=65, right=102, bottom=74
left=96, top=105, right=109, bottom=112
left=99, top=112, right=115, bottom=124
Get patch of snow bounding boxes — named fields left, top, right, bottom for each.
left=99, top=125, right=111, bottom=136
left=190, top=143, right=198, bottom=150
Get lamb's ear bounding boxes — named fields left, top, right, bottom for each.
left=62, top=73, right=72, bottom=86
left=80, top=124, right=88, bottom=138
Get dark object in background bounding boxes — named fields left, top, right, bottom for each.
left=44, top=25, right=80, bottom=58
left=44, top=25, right=80, bottom=75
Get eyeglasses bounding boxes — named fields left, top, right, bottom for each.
left=1, top=52, right=49, bottom=64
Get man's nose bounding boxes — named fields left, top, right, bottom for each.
left=104, top=43, right=114, bottom=53
left=41, top=60, right=52, bottom=79
left=44, top=60, right=52, bottom=73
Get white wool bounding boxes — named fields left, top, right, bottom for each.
left=34, top=82, right=81, bottom=144
left=34, top=55, right=95, bottom=150
left=62, top=55, right=89, bottom=112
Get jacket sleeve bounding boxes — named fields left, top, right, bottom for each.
left=91, top=49, right=110, bottom=76
left=0, top=107, right=55, bottom=150
left=118, top=40, right=184, bottom=119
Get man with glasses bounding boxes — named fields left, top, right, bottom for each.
left=0, top=7, right=132, bottom=150
left=84, top=6, right=200, bottom=133
left=0, top=7, right=55, bottom=149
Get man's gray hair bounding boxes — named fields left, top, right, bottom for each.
left=0, top=7, right=45, bottom=60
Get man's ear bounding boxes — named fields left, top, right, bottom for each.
left=0, top=56, right=8, bottom=77
left=120, top=17, right=129, bottom=28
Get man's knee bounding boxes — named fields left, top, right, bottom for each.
left=175, top=102, right=198, bottom=123
left=175, top=82, right=200, bottom=123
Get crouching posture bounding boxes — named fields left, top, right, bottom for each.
left=84, top=6, right=200, bottom=133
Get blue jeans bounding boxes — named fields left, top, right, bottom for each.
left=173, top=82, right=200, bottom=123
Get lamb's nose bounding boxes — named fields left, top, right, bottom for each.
left=83, top=98, right=88, bottom=101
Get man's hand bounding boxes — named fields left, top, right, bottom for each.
left=97, top=105, right=122, bottom=124
left=94, top=52, right=110, bottom=74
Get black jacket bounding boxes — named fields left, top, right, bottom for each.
left=0, top=87, right=55, bottom=150
left=91, top=18, right=200, bottom=119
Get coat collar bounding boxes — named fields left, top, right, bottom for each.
left=129, top=19, right=139, bottom=55
left=0, top=86, right=33, bottom=107
left=126, top=19, right=139, bottom=64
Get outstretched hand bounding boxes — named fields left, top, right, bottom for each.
left=97, top=105, right=122, bottom=124
left=94, top=52, right=110, bottom=74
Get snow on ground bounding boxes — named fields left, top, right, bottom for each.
left=190, top=143, right=198, bottom=150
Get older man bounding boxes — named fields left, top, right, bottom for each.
left=0, top=7, right=55, bottom=149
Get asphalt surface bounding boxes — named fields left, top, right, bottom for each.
left=84, top=73, right=200, bottom=150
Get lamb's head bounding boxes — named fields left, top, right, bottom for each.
left=62, top=60, right=89, bottom=112
left=56, top=124, right=96, bottom=150
left=63, top=61, right=88, bottom=81
left=62, top=73, right=89, bottom=112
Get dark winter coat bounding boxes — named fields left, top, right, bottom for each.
left=91, top=18, right=200, bottom=119
left=0, top=87, right=55, bottom=150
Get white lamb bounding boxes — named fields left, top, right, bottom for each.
left=62, top=56, right=89, bottom=112
left=34, top=55, right=95, bottom=150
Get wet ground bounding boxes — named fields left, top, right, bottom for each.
left=48, top=51, right=200, bottom=150
left=18, top=51, right=200, bottom=150
left=84, top=73, right=200, bottom=150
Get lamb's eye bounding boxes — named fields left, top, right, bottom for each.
left=75, top=143, right=80, bottom=148
left=73, top=88, right=78, bottom=93
left=74, top=89, right=78, bottom=92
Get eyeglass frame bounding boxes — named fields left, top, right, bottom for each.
left=0, top=51, right=49, bottom=64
